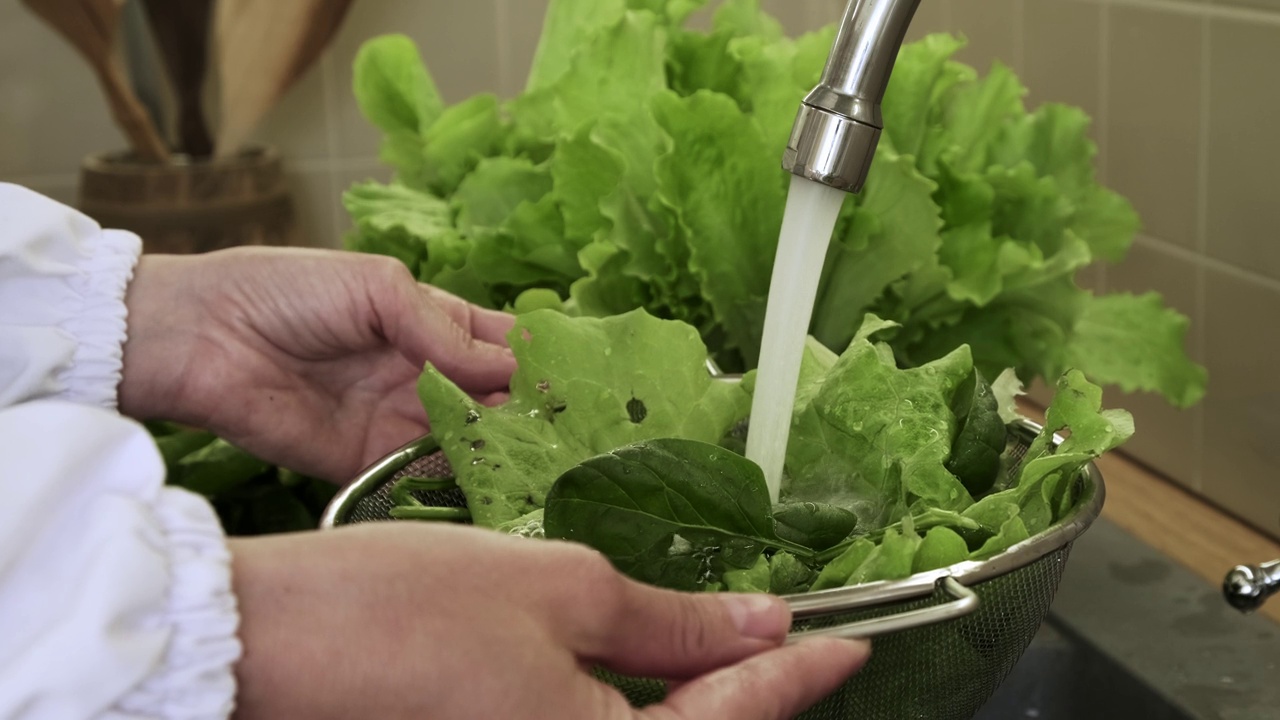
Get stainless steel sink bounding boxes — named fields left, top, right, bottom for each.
left=974, top=519, right=1279, bottom=720
left=976, top=620, right=1195, bottom=719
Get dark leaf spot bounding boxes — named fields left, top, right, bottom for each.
left=627, top=397, right=647, bottom=424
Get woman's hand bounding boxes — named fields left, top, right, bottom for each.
left=229, top=523, right=870, bottom=720
left=119, top=247, right=516, bottom=481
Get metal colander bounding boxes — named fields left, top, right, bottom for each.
left=320, top=420, right=1104, bottom=720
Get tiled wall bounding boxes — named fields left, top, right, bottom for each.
left=3, top=0, right=1279, bottom=538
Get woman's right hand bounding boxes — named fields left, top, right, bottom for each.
left=229, top=523, right=870, bottom=719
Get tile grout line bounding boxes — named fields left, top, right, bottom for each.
left=1014, top=0, right=1026, bottom=71
left=1197, top=15, right=1211, bottom=258
left=1096, top=0, right=1111, bottom=187
left=1135, top=232, right=1280, bottom=296
left=1193, top=13, right=1211, bottom=493
left=1099, top=0, right=1280, bottom=25
left=494, top=0, right=513, bottom=99
left=318, top=52, right=346, bottom=247
left=1096, top=0, right=1111, bottom=294
left=1, top=172, right=80, bottom=188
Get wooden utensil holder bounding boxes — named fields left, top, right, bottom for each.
left=78, top=146, right=299, bottom=254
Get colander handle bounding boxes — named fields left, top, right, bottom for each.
left=783, top=577, right=979, bottom=643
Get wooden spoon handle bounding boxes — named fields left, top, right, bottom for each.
left=99, top=53, right=171, bottom=162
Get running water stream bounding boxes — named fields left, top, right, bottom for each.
left=745, top=174, right=848, bottom=503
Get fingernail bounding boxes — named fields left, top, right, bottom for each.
left=720, top=593, right=787, bottom=641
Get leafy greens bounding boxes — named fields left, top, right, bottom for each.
left=416, top=310, right=1131, bottom=593
left=345, top=0, right=1205, bottom=408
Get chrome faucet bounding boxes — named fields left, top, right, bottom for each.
left=784, top=0, right=922, bottom=193
left=1224, top=560, right=1280, bottom=613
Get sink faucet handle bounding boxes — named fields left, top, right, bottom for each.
left=1223, top=559, right=1280, bottom=613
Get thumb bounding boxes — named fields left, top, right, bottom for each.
left=573, top=578, right=792, bottom=680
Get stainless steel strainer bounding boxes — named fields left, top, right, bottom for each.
left=320, top=420, right=1104, bottom=720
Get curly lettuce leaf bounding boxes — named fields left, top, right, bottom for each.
left=417, top=310, right=751, bottom=527
left=1066, top=293, right=1207, bottom=408
left=783, top=317, right=974, bottom=529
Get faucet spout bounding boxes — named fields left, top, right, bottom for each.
left=783, top=0, right=922, bottom=193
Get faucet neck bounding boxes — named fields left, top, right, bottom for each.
left=810, top=0, right=922, bottom=127
left=782, top=0, right=922, bottom=193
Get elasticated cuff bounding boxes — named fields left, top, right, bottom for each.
left=114, top=488, right=242, bottom=719
left=58, top=228, right=142, bottom=410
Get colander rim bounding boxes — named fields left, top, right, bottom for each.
left=320, top=417, right=1104, bottom=617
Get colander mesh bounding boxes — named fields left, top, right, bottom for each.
left=336, top=433, right=1078, bottom=720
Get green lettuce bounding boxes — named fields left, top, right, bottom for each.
left=416, top=310, right=1128, bottom=593
left=416, top=309, right=751, bottom=527
left=344, top=0, right=1204, bottom=409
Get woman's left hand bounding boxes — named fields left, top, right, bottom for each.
left=119, top=247, right=517, bottom=481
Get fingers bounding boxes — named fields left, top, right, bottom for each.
left=388, top=282, right=517, bottom=392
left=421, top=284, right=518, bottom=347
left=646, top=638, right=871, bottom=720
left=567, top=568, right=792, bottom=680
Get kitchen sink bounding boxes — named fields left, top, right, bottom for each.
left=973, top=519, right=1279, bottom=720
left=976, top=619, right=1195, bottom=719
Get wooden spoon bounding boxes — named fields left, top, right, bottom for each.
left=21, top=0, right=171, bottom=162
left=140, top=0, right=215, bottom=157
left=213, top=0, right=353, bottom=158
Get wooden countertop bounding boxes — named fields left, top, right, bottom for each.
left=1019, top=401, right=1280, bottom=626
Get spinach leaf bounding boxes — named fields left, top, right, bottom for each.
left=769, top=551, right=817, bottom=595
left=544, top=438, right=807, bottom=591
left=724, top=555, right=771, bottom=593
left=772, top=502, right=858, bottom=551
left=810, top=538, right=876, bottom=591
left=845, top=527, right=922, bottom=586
left=945, top=369, right=1007, bottom=496
left=912, top=526, right=970, bottom=573
left=170, top=439, right=271, bottom=498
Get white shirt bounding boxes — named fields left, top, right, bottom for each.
left=0, top=184, right=240, bottom=719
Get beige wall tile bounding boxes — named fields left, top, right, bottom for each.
left=498, top=0, right=551, bottom=98
left=1106, top=5, right=1202, bottom=250
left=1202, top=266, right=1280, bottom=537
left=287, top=168, right=341, bottom=249
left=951, top=0, right=1022, bottom=74
left=904, top=0, right=952, bottom=43
left=1205, top=18, right=1280, bottom=281
left=1022, top=0, right=1101, bottom=121
left=242, top=60, right=333, bottom=162
left=1103, top=238, right=1204, bottom=491
left=15, top=176, right=79, bottom=211
left=1211, top=0, right=1280, bottom=11
left=762, top=0, right=821, bottom=35
left=328, top=0, right=502, bottom=162
left=0, top=3, right=128, bottom=177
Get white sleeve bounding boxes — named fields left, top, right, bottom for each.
left=0, top=402, right=240, bottom=720
left=0, top=185, right=241, bottom=719
left=0, top=182, right=142, bottom=410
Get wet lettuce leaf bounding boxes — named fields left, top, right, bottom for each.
left=416, top=309, right=751, bottom=527
left=783, top=316, right=974, bottom=529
